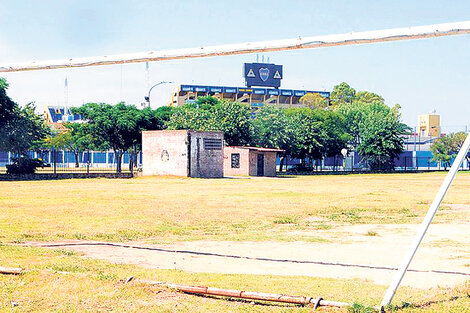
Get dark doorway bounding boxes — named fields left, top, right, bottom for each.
left=257, top=154, right=264, bottom=176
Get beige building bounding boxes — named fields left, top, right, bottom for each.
left=142, top=130, right=224, bottom=178
left=418, top=113, right=441, bottom=137
left=224, top=146, right=284, bottom=177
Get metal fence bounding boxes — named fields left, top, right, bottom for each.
left=278, top=154, right=470, bottom=173
left=0, top=150, right=139, bottom=174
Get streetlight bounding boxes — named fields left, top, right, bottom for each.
left=144, top=81, right=173, bottom=108
left=341, top=148, right=348, bottom=170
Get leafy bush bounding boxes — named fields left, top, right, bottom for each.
left=6, top=157, right=44, bottom=174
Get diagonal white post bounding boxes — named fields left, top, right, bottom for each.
left=381, top=132, right=470, bottom=309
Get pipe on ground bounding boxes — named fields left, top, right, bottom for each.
left=0, top=267, right=24, bottom=275
left=130, top=277, right=349, bottom=309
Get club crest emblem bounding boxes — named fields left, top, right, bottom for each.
left=259, top=68, right=270, bottom=82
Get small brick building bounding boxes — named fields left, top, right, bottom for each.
left=142, top=130, right=224, bottom=178
left=224, top=146, right=284, bottom=177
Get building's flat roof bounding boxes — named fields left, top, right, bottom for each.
left=226, top=146, right=285, bottom=153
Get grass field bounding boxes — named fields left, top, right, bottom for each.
left=1, top=172, right=469, bottom=312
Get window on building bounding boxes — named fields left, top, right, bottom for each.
left=231, top=153, right=240, bottom=168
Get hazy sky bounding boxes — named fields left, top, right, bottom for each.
left=0, top=0, right=469, bottom=132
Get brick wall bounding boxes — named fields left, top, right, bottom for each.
left=224, top=147, right=278, bottom=177
left=142, top=130, right=224, bottom=178
left=263, top=151, right=277, bottom=177
left=188, top=131, right=224, bottom=178
left=142, top=130, right=189, bottom=176
left=224, top=147, right=250, bottom=176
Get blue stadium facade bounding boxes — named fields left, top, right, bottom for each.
left=44, top=106, right=82, bottom=123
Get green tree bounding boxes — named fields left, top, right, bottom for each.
left=127, top=106, right=173, bottom=171
left=166, top=106, right=212, bottom=131
left=0, top=78, right=16, bottom=130
left=330, top=82, right=356, bottom=106
left=0, top=78, right=8, bottom=89
left=335, top=101, right=366, bottom=148
left=0, top=102, right=50, bottom=156
left=167, top=97, right=253, bottom=146
left=355, top=91, right=384, bottom=104
left=320, top=110, right=352, bottom=160
left=285, top=108, right=323, bottom=163
left=299, top=93, right=329, bottom=109
left=210, top=101, right=253, bottom=146
left=73, top=103, right=142, bottom=173
left=431, top=132, right=467, bottom=170
left=45, top=123, right=94, bottom=168
left=336, top=91, right=410, bottom=171
left=253, top=105, right=300, bottom=171
left=73, top=103, right=170, bottom=173
left=356, top=103, right=409, bottom=171
left=284, top=108, right=350, bottom=169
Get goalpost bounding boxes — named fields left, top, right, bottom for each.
left=0, top=21, right=470, bottom=72
left=2, top=21, right=470, bottom=310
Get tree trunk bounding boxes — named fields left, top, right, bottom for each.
left=115, top=150, right=122, bottom=173
left=74, top=151, right=79, bottom=168
left=129, top=150, right=135, bottom=173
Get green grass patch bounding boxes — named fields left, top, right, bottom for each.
left=273, top=216, right=299, bottom=224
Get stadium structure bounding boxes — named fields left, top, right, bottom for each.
left=168, top=62, right=330, bottom=115
left=43, top=105, right=82, bottom=124
left=168, top=84, right=330, bottom=114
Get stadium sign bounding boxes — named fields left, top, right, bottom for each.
left=244, top=63, right=283, bottom=88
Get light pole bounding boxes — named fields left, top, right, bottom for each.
left=341, top=148, right=348, bottom=170
left=144, top=81, right=173, bottom=108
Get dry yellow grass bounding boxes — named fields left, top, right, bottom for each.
left=0, top=172, right=468, bottom=243
left=1, top=245, right=470, bottom=312
left=1, top=172, right=470, bottom=312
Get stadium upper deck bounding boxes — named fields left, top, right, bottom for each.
left=168, top=84, right=330, bottom=111
left=43, top=106, right=82, bottom=124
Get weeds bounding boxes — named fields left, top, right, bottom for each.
left=348, top=302, right=377, bottom=313
left=273, top=216, right=299, bottom=224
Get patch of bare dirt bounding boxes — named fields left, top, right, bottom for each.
left=25, top=205, right=470, bottom=290
left=443, top=203, right=470, bottom=211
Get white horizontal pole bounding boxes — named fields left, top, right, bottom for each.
left=380, top=132, right=470, bottom=308
left=1, top=21, right=470, bottom=72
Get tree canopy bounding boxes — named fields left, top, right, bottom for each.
left=167, top=96, right=253, bottom=146
left=0, top=102, right=50, bottom=155
left=72, top=102, right=169, bottom=172
left=299, top=93, right=328, bottom=109
left=45, top=123, right=94, bottom=167
left=330, top=82, right=356, bottom=106
left=431, top=132, right=467, bottom=170
left=0, top=78, right=16, bottom=130
left=335, top=87, right=409, bottom=170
